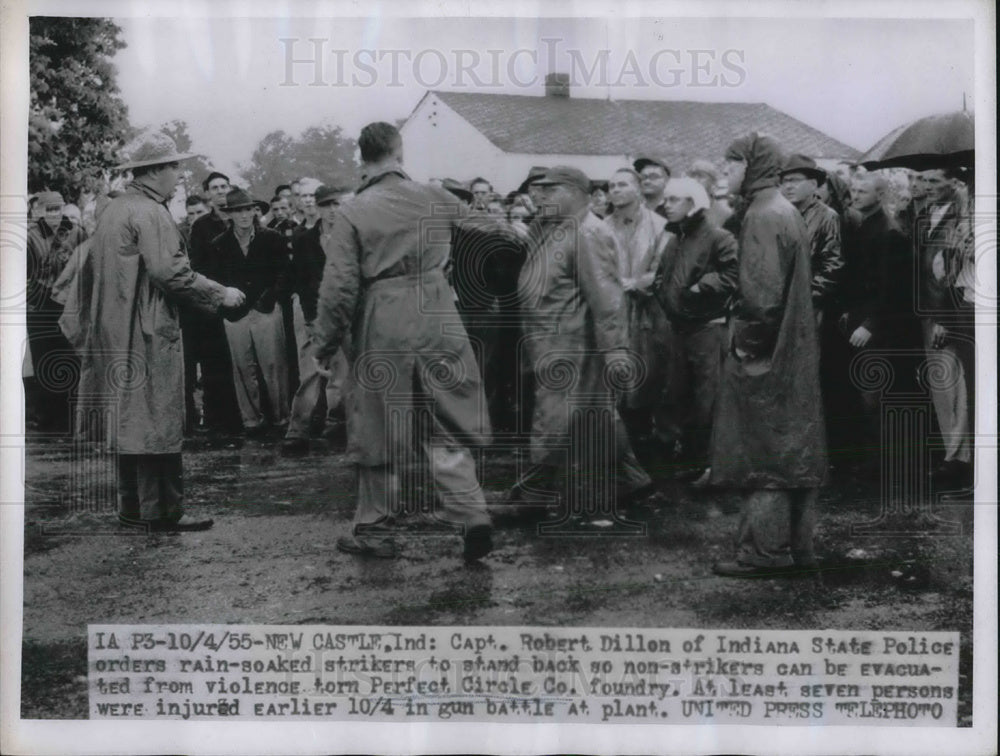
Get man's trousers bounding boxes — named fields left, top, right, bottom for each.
left=921, top=318, right=972, bottom=464
left=733, top=488, right=818, bottom=568
left=354, top=443, right=491, bottom=535
left=669, top=320, right=726, bottom=467
left=118, top=453, right=184, bottom=522
left=224, top=307, right=290, bottom=430
left=285, top=296, right=349, bottom=439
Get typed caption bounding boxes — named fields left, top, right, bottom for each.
left=89, top=625, right=958, bottom=726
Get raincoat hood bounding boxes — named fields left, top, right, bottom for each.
left=724, top=132, right=785, bottom=197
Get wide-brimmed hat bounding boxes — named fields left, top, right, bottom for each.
left=117, top=132, right=197, bottom=171
left=533, top=166, right=591, bottom=195
left=222, top=187, right=261, bottom=211
left=517, top=166, right=549, bottom=194
left=779, top=154, right=827, bottom=185
left=633, top=155, right=671, bottom=176
left=441, top=178, right=472, bottom=203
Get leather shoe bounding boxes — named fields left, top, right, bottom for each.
left=712, top=560, right=795, bottom=578
left=280, top=437, right=310, bottom=456
left=151, top=515, right=214, bottom=532
left=463, top=523, right=493, bottom=562
left=691, top=468, right=712, bottom=488
left=930, top=460, right=972, bottom=487
left=337, top=535, right=398, bottom=559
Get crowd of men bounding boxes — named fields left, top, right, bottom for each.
left=25, top=120, right=977, bottom=572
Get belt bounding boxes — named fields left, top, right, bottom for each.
left=363, top=260, right=445, bottom=288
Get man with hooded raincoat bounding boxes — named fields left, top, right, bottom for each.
left=314, top=122, right=494, bottom=563
left=59, top=133, right=246, bottom=531
left=710, top=133, right=827, bottom=577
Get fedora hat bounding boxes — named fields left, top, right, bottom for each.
left=117, top=131, right=197, bottom=171
left=780, top=154, right=827, bottom=185
left=222, top=187, right=260, bottom=212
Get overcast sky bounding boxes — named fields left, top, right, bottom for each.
left=110, top=14, right=976, bottom=180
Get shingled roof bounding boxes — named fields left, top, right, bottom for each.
left=431, top=90, right=860, bottom=162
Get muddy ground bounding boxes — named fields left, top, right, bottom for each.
left=19, top=431, right=974, bottom=724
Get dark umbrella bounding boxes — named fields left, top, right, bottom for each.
left=858, top=110, right=974, bottom=170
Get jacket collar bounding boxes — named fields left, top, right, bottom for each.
left=356, top=168, right=409, bottom=195
left=797, top=194, right=820, bottom=214
left=130, top=178, right=171, bottom=206
left=668, top=209, right=707, bottom=236
left=743, top=177, right=779, bottom=199
left=609, top=201, right=643, bottom=226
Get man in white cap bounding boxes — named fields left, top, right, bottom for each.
left=61, top=131, right=246, bottom=531
left=657, top=176, right=738, bottom=482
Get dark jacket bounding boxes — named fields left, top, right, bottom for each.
left=711, top=132, right=826, bottom=488
left=211, top=226, right=291, bottom=321
left=188, top=209, right=229, bottom=275
left=658, top=210, right=738, bottom=325
left=798, top=196, right=844, bottom=310
left=839, top=205, right=917, bottom=345
left=290, top=219, right=326, bottom=322
left=269, top=217, right=299, bottom=260
left=914, top=200, right=968, bottom=319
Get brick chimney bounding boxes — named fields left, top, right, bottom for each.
left=545, top=72, right=570, bottom=98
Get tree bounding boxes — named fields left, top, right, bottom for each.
left=158, top=119, right=215, bottom=199
left=28, top=18, right=131, bottom=200
left=239, top=123, right=359, bottom=199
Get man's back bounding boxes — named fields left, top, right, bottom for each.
left=338, top=170, right=460, bottom=280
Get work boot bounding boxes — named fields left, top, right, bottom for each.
left=463, top=523, right=493, bottom=562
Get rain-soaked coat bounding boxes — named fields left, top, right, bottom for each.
left=603, top=205, right=672, bottom=409
left=59, top=180, right=227, bottom=454
left=710, top=134, right=827, bottom=488
left=314, top=169, right=490, bottom=466
left=518, top=209, right=630, bottom=465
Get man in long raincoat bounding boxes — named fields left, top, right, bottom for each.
left=507, top=166, right=653, bottom=523
left=60, top=133, right=246, bottom=531
left=314, top=122, right=493, bottom=562
left=710, top=133, right=827, bottom=577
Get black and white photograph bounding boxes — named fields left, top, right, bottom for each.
left=1, top=1, right=996, bottom=754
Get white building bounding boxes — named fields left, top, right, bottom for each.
left=401, top=74, right=860, bottom=194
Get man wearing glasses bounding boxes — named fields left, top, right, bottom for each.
left=633, top=155, right=672, bottom=219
